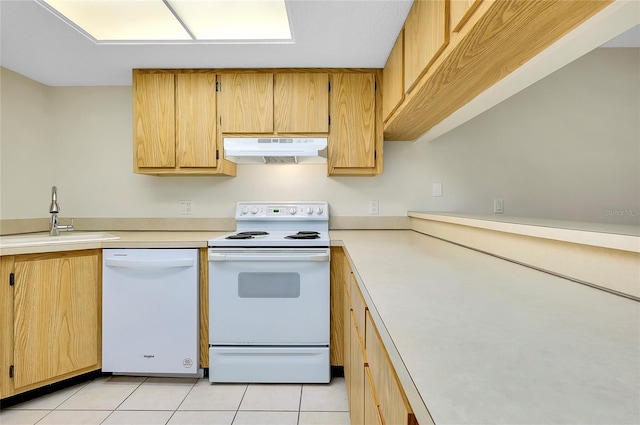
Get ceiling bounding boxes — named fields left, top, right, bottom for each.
left=0, top=0, right=413, bottom=87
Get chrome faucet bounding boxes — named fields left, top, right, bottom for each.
left=49, top=186, right=74, bottom=236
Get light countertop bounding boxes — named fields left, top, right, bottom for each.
left=332, top=230, right=640, bottom=425
left=1, top=229, right=638, bottom=424
left=409, top=212, right=640, bottom=253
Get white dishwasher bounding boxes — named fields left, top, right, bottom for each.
left=102, top=248, right=202, bottom=377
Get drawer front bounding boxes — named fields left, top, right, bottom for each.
left=365, top=311, right=414, bottom=425
left=350, top=274, right=367, bottom=341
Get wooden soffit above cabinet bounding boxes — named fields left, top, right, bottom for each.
left=383, top=0, right=614, bottom=142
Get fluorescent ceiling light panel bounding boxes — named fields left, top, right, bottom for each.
left=41, top=0, right=291, bottom=42
left=169, top=0, right=291, bottom=40
left=43, top=0, right=192, bottom=41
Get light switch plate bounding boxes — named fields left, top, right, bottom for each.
left=432, top=182, right=443, bottom=197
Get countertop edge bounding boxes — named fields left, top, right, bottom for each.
left=408, top=212, right=640, bottom=253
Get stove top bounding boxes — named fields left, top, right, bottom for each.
left=209, top=201, right=330, bottom=248
left=210, top=230, right=330, bottom=247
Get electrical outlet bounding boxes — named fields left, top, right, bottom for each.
left=493, top=199, right=504, bottom=214
left=369, top=200, right=379, bottom=215
left=179, top=201, right=193, bottom=215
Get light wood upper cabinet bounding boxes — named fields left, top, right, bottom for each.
left=0, top=250, right=101, bottom=398
left=176, top=73, right=217, bottom=168
left=274, top=73, right=329, bottom=133
left=383, top=29, right=405, bottom=123
left=133, top=70, right=235, bottom=176
left=218, top=73, right=274, bottom=133
left=404, top=0, right=449, bottom=94
left=384, top=0, right=612, bottom=141
left=134, top=72, right=175, bottom=168
left=451, top=0, right=483, bottom=33
left=328, top=72, right=382, bottom=176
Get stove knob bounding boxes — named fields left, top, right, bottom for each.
left=240, top=207, right=249, bottom=215
left=251, top=207, right=258, bottom=215
left=289, top=207, right=297, bottom=215
left=305, top=207, right=313, bottom=215
left=315, top=207, right=324, bottom=215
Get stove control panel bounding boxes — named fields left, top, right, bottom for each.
left=236, top=202, right=328, bottom=220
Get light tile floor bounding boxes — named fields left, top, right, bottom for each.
left=1, top=376, right=350, bottom=425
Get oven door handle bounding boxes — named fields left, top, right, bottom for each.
left=209, top=253, right=330, bottom=262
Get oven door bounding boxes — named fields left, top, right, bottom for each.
left=208, top=247, right=330, bottom=345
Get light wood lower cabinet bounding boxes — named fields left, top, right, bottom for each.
left=335, top=246, right=418, bottom=425
left=366, top=311, right=418, bottom=425
left=0, top=250, right=101, bottom=399
left=365, top=367, right=384, bottom=425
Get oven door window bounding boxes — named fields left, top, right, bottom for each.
left=238, top=272, right=300, bottom=298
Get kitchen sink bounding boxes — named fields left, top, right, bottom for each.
left=0, top=232, right=119, bottom=248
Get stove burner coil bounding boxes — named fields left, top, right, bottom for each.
left=225, top=234, right=254, bottom=240
left=225, top=231, right=270, bottom=240
left=285, top=231, right=321, bottom=240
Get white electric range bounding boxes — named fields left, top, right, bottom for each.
left=207, top=201, right=330, bottom=383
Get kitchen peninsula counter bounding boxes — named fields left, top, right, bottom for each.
left=331, top=230, right=639, bottom=425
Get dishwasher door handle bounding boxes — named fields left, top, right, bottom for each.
left=104, top=258, right=195, bottom=269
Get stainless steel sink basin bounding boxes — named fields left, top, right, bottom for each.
left=0, top=232, right=119, bottom=248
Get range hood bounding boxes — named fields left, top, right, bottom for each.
left=223, top=137, right=327, bottom=164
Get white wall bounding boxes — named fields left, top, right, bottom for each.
left=418, top=48, right=640, bottom=225
left=1, top=47, right=638, bottom=225
left=0, top=68, right=54, bottom=217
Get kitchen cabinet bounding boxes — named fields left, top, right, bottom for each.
left=366, top=311, right=417, bottom=425
left=348, top=310, right=366, bottom=425
left=274, top=73, right=329, bottom=133
left=133, top=70, right=235, bottom=176
left=450, top=0, right=483, bottom=33
left=0, top=250, right=101, bottom=399
left=217, top=73, right=274, bottom=134
left=135, top=68, right=382, bottom=176
left=365, top=367, right=384, bottom=425
left=328, top=72, right=383, bottom=176
left=218, top=72, right=329, bottom=135
left=330, top=246, right=345, bottom=366
left=384, top=0, right=612, bottom=141
left=383, top=29, right=405, bottom=123
left=403, top=0, right=448, bottom=94
left=335, top=245, right=418, bottom=425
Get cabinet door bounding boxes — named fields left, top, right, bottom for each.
left=451, top=0, right=483, bottom=33
left=330, top=247, right=345, bottom=366
left=383, top=29, right=404, bottom=122
left=176, top=73, right=217, bottom=167
left=218, top=73, right=273, bottom=133
left=12, top=251, right=100, bottom=392
left=274, top=73, right=329, bottom=133
left=404, top=0, right=449, bottom=93
left=133, top=72, right=175, bottom=168
left=365, top=367, right=384, bottom=425
left=349, top=310, right=366, bottom=425
left=366, top=311, right=416, bottom=425
left=343, top=284, right=352, bottom=401
left=328, top=73, right=376, bottom=172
